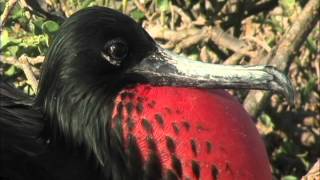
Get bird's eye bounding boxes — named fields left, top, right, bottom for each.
left=102, top=38, right=128, bottom=66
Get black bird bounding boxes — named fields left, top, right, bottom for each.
left=0, top=7, right=294, bottom=180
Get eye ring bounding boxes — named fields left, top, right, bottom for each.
left=102, top=38, right=128, bottom=66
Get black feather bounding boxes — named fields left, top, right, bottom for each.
left=0, top=80, right=45, bottom=178
left=0, top=80, right=107, bottom=180
left=1, top=6, right=156, bottom=180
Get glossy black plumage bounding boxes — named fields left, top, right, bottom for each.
left=0, top=81, right=107, bottom=180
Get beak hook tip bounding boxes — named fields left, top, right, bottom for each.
left=266, top=66, right=295, bottom=105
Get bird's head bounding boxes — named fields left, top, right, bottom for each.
left=35, top=7, right=294, bottom=179
left=37, top=7, right=155, bottom=93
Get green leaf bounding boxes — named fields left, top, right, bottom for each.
left=44, top=34, right=50, bottom=47
left=280, top=0, right=296, bottom=7
left=267, top=17, right=284, bottom=33
left=0, top=29, right=10, bottom=47
left=7, top=46, right=19, bottom=56
left=260, top=113, right=275, bottom=129
left=4, top=65, right=17, bottom=76
left=281, top=175, right=298, bottom=180
left=306, top=37, right=317, bottom=53
left=81, top=0, right=96, bottom=8
left=11, top=8, right=24, bottom=20
left=297, top=152, right=310, bottom=170
left=42, top=20, right=60, bottom=34
left=28, top=20, right=36, bottom=33
left=157, top=0, right=170, bottom=12
left=131, top=9, right=145, bottom=22
left=302, top=77, right=316, bottom=100
left=188, top=54, right=199, bottom=61
left=23, top=85, right=35, bottom=96
left=20, top=35, right=47, bottom=47
left=32, top=19, right=45, bottom=34
left=0, top=30, right=21, bottom=47
left=280, top=0, right=296, bottom=16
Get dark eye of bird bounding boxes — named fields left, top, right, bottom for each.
left=102, top=38, right=128, bottom=66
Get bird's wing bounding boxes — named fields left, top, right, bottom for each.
left=0, top=80, right=46, bottom=178
left=0, top=81, right=105, bottom=180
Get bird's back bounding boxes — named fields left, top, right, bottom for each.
left=0, top=79, right=45, bottom=179
left=0, top=80, right=107, bottom=180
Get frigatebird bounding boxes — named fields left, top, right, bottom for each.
left=0, top=7, right=294, bottom=180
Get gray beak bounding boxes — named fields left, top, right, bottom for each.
left=130, top=45, right=294, bottom=104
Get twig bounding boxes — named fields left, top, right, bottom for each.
left=243, top=0, right=320, bottom=117
left=146, top=24, right=198, bottom=44
left=145, top=3, right=256, bottom=58
left=170, top=4, right=175, bottom=30
left=0, top=55, right=44, bottom=93
left=209, top=27, right=254, bottom=57
left=200, top=46, right=209, bottom=62
left=175, top=27, right=210, bottom=52
left=171, top=5, right=192, bottom=25
left=59, top=0, right=72, bottom=17
left=0, top=0, right=18, bottom=28
left=25, top=56, right=44, bottom=65
left=0, top=55, right=44, bottom=66
left=19, top=55, right=39, bottom=92
left=223, top=53, right=244, bottom=65
left=241, top=36, right=272, bottom=53
left=146, top=24, right=255, bottom=57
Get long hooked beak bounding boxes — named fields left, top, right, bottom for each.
left=129, top=45, right=295, bottom=104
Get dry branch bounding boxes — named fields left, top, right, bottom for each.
left=243, top=0, right=320, bottom=117
left=209, top=26, right=254, bottom=57
left=223, top=53, right=244, bottom=65
left=0, top=55, right=44, bottom=92
left=171, top=5, right=192, bottom=24
left=146, top=25, right=254, bottom=57
left=0, top=0, right=18, bottom=28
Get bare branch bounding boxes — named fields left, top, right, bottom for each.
left=146, top=25, right=255, bottom=57
left=0, top=0, right=18, bottom=28
left=243, top=0, right=320, bottom=117
left=0, top=55, right=44, bottom=92
left=241, top=36, right=272, bottom=53
left=223, top=53, right=244, bottom=65
left=209, top=27, right=254, bottom=57
left=171, top=5, right=192, bottom=25
left=19, top=55, right=39, bottom=92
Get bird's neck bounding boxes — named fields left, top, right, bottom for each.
left=36, top=82, right=121, bottom=167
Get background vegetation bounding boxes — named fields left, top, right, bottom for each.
left=0, top=0, right=319, bottom=179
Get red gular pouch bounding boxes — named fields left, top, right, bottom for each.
left=112, top=84, right=272, bottom=180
